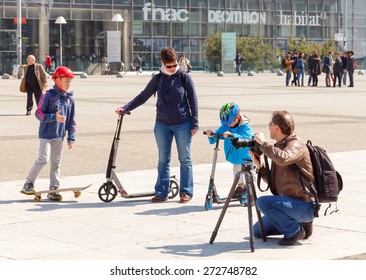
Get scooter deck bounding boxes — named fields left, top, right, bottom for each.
left=20, top=184, right=93, bottom=201
left=121, top=191, right=155, bottom=198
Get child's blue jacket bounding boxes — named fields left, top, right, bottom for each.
left=208, top=114, right=253, bottom=164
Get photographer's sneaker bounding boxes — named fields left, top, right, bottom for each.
left=21, top=183, right=35, bottom=195
left=47, top=192, right=63, bottom=201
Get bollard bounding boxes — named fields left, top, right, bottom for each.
left=217, top=71, right=224, bottom=77
left=248, top=71, right=254, bottom=76
left=80, top=72, right=88, bottom=78
left=277, top=70, right=284, bottom=76
left=116, top=72, right=124, bottom=78
left=2, top=73, right=10, bottom=79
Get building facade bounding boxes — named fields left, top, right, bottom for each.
left=0, top=0, right=365, bottom=73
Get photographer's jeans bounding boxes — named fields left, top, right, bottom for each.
left=253, top=195, right=315, bottom=239
left=154, top=121, right=193, bottom=198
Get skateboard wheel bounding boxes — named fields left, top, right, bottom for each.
left=34, top=195, right=41, bottom=202
left=74, top=191, right=81, bottom=198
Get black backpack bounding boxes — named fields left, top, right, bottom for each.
left=281, top=56, right=286, bottom=68
left=294, top=140, right=343, bottom=217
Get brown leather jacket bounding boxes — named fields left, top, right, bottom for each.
left=19, top=63, right=47, bottom=93
left=259, top=133, right=315, bottom=202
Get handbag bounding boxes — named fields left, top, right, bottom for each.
left=187, top=63, right=192, bottom=73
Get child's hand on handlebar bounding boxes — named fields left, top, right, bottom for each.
left=223, top=132, right=232, bottom=139
left=204, top=130, right=213, bottom=137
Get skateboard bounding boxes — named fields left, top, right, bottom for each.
left=20, top=184, right=93, bottom=202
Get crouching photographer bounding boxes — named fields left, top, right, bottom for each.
left=239, top=111, right=316, bottom=246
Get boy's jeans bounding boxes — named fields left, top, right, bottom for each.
left=154, top=121, right=193, bottom=198
left=253, top=195, right=315, bottom=238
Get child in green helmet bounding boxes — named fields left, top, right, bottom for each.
left=204, top=102, right=254, bottom=199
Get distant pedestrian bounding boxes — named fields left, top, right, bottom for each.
left=234, top=52, right=243, bottom=76
left=345, top=50, right=355, bottom=87
left=283, top=51, right=293, bottom=87
left=179, top=53, right=191, bottom=73
left=19, top=55, right=47, bottom=115
left=332, top=53, right=342, bottom=87
left=341, top=51, right=348, bottom=86
left=45, top=54, right=52, bottom=74
left=132, top=54, right=142, bottom=75
left=323, top=51, right=333, bottom=87
left=295, top=52, right=305, bottom=87
left=101, top=55, right=109, bottom=75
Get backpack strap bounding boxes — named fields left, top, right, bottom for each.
left=293, top=164, right=320, bottom=217
left=257, top=155, right=271, bottom=192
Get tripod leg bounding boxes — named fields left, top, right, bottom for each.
left=209, top=172, right=241, bottom=244
left=250, top=173, right=267, bottom=242
left=245, top=171, right=255, bottom=252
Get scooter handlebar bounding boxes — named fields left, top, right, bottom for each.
left=203, top=131, right=233, bottom=139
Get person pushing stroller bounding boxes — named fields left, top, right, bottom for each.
left=204, top=102, right=254, bottom=199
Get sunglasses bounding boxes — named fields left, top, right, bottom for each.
left=165, top=64, right=178, bottom=69
left=268, top=121, right=276, bottom=126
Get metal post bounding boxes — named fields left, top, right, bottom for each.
left=17, top=0, right=22, bottom=79
left=59, top=24, right=63, bottom=66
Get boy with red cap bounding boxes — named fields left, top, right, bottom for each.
left=21, top=66, right=76, bottom=201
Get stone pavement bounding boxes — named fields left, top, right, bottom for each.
left=0, top=72, right=366, bottom=264
left=0, top=149, right=365, bottom=261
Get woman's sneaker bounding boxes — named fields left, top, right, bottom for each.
left=21, top=183, right=35, bottom=195
left=47, top=192, right=63, bottom=201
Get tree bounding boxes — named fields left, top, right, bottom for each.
left=204, top=33, right=222, bottom=72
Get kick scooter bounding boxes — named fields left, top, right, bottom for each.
left=203, top=131, right=247, bottom=210
left=98, top=112, right=180, bottom=203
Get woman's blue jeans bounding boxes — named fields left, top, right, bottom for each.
left=154, top=121, right=193, bottom=198
left=253, top=195, right=315, bottom=239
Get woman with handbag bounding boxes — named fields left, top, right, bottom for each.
left=178, top=53, right=191, bottom=73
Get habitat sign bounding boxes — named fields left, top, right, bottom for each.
left=142, top=3, right=325, bottom=26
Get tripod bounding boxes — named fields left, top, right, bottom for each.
left=209, top=160, right=266, bottom=252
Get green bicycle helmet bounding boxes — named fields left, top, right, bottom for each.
left=219, top=102, right=240, bottom=125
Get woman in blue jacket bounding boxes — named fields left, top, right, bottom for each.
left=116, top=47, right=199, bottom=203
left=204, top=103, right=254, bottom=199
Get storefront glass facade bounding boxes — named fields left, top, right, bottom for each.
left=0, top=0, right=365, bottom=73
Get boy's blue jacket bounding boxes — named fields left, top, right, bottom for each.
left=122, top=68, right=199, bottom=130
left=208, top=114, right=253, bottom=164
left=35, top=85, right=76, bottom=142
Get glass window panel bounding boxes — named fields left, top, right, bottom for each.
left=153, top=22, right=170, bottom=36
left=172, top=38, right=189, bottom=53
left=172, top=23, right=189, bottom=36
left=190, top=23, right=207, bottom=37
left=191, top=0, right=206, bottom=8
left=72, top=9, right=91, bottom=20
left=208, top=0, right=225, bottom=9
left=190, top=8, right=207, bottom=23
left=93, top=10, right=112, bottom=21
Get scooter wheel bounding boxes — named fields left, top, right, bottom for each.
left=168, top=178, right=179, bottom=199
left=240, top=193, right=247, bottom=205
left=204, top=197, right=213, bottom=210
left=98, top=182, right=118, bottom=203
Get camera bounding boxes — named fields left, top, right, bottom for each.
left=231, top=137, right=262, bottom=156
